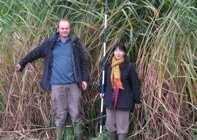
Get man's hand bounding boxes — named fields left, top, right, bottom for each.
left=16, top=64, right=22, bottom=71
left=82, top=81, right=87, bottom=91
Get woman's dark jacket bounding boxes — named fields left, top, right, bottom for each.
left=19, top=32, right=88, bottom=92
left=103, top=61, right=141, bottom=111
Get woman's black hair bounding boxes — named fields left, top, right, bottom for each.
left=112, top=42, right=127, bottom=53
left=112, top=42, right=129, bottom=69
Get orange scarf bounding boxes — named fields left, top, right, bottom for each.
left=110, top=57, right=124, bottom=89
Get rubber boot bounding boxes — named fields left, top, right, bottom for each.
left=74, top=124, right=82, bottom=140
left=110, top=132, right=116, bottom=140
left=118, top=134, right=126, bottom=140
left=56, top=127, right=64, bottom=140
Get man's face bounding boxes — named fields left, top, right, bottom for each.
left=58, top=21, right=70, bottom=39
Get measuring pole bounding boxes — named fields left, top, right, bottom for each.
left=100, top=0, right=108, bottom=134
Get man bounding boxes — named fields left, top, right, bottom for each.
left=16, top=19, right=88, bottom=140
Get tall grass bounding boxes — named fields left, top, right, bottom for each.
left=0, top=0, right=196, bottom=139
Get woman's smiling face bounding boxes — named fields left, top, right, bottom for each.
left=114, top=47, right=125, bottom=60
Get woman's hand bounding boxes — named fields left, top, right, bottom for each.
left=100, top=93, right=105, bottom=98
left=135, top=103, right=141, bottom=109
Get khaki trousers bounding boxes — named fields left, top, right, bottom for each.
left=106, top=108, right=130, bottom=134
left=51, top=83, right=82, bottom=127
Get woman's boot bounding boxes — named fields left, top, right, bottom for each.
left=118, top=134, right=126, bottom=140
left=110, top=132, right=116, bottom=140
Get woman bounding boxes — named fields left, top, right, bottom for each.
left=100, top=42, right=141, bottom=140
